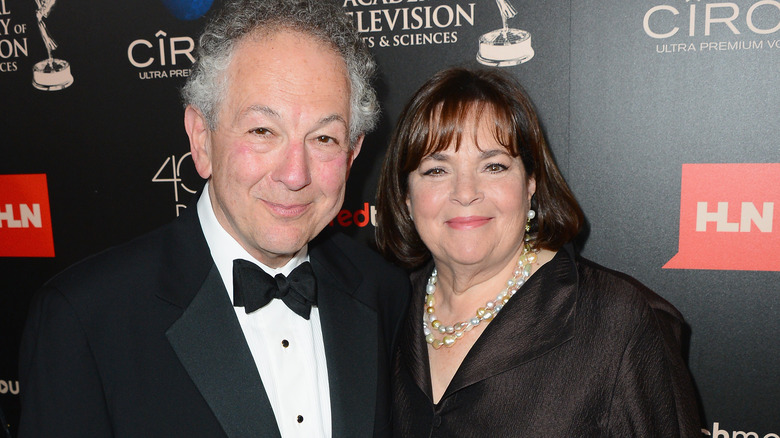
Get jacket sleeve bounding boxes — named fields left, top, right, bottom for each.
left=606, top=304, right=701, bottom=437
left=18, top=287, right=113, bottom=438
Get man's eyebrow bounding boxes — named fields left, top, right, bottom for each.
left=244, top=105, right=280, bottom=119
left=319, top=113, right=347, bottom=127
left=240, top=106, right=346, bottom=129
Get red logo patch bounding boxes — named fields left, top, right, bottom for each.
left=664, top=163, right=779, bottom=271
left=0, top=174, right=55, bottom=257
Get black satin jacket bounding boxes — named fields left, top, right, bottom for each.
left=392, top=244, right=701, bottom=437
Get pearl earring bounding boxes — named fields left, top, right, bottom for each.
left=525, top=209, right=535, bottom=235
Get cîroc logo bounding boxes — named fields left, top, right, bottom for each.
left=644, top=0, right=780, bottom=54
left=664, top=163, right=779, bottom=271
left=32, top=0, right=73, bottom=90
left=126, top=0, right=212, bottom=78
left=128, top=30, right=195, bottom=80
left=0, top=174, right=55, bottom=257
left=477, top=0, right=534, bottom=66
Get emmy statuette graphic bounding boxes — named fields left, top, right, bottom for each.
left=32, top=0, right=73, bottom=91
left=477, top=0, right=534, bottom=67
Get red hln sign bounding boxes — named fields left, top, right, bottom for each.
left=0, top=174, right=55, bottom=258
left=664, top=163, right=779, bottom=271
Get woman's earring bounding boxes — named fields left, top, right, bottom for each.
left=525, top=209, right=535, bottom=234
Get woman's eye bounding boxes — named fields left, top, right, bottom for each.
left=485, top=163, right=508, bottom=173
left=250, top=127, right=270, bottom=135
left=422, top=167, right=445, bottom=176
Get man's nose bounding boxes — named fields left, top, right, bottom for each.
left=272, top=140, right=312, bottom=191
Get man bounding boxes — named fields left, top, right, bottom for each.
left=18, top=1, right=409, bottom=436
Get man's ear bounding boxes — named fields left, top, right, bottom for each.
left=184, top=105, right=213, bottom=179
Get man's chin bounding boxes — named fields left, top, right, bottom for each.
left=249, top=234, right=310, bottom=263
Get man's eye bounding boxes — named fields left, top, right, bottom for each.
left=316, top=135, right=337, bottom=144
left=250, top=127, right=270, bottom=135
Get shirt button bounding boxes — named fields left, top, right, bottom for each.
left=282, top=339, right=290, bottom=348
left=432, top=415, right=442, bottom=428
left=297, top=415, right=304, bottom=423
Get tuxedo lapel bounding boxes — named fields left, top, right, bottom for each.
left=152, top=199, right=280, bottom=437
left=311, top=239, right=377, bottom=438
left=166, top=265, right=281, bottom=438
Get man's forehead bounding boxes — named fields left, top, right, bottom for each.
left=214, top=28, right=352, bottom=127
left=240, top=105, right=349, bottom=128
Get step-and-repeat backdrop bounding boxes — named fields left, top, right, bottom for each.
left=1, top=0, right=778, bottom=436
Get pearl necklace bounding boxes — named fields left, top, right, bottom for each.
left=423, top=244, right=538, bottom=349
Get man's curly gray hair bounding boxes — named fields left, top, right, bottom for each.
left=182, top=0, right=378, bottom=147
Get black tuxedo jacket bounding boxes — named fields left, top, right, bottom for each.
left=18, top=205, right=410, bottom=437
left=393, top=245, right=701, bottom=437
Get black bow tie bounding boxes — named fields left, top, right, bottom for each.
left=232, top=259, right=317, bottom=319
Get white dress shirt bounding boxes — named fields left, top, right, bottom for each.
left=197, top=184, right=331, bottom=438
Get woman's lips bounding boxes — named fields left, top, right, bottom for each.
left=445, top=216, right=492, bottom=230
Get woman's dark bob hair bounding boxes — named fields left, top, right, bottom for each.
left=376, top=67, right=584, bottom=269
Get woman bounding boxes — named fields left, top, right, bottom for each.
left=376, top=68, right=700, bottom=437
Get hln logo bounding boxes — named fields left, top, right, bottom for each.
left=696, top=202, right=774, bottom=232
left=664, top=163, right=779, bottom=271
left=0, top=174, right=55, bottom=257
left=0, top=203, right=43, bottom=228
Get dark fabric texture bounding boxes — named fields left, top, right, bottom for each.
left=18, top=205, right=410, bottom=438
left=392, top=244, right=701, bottom=438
